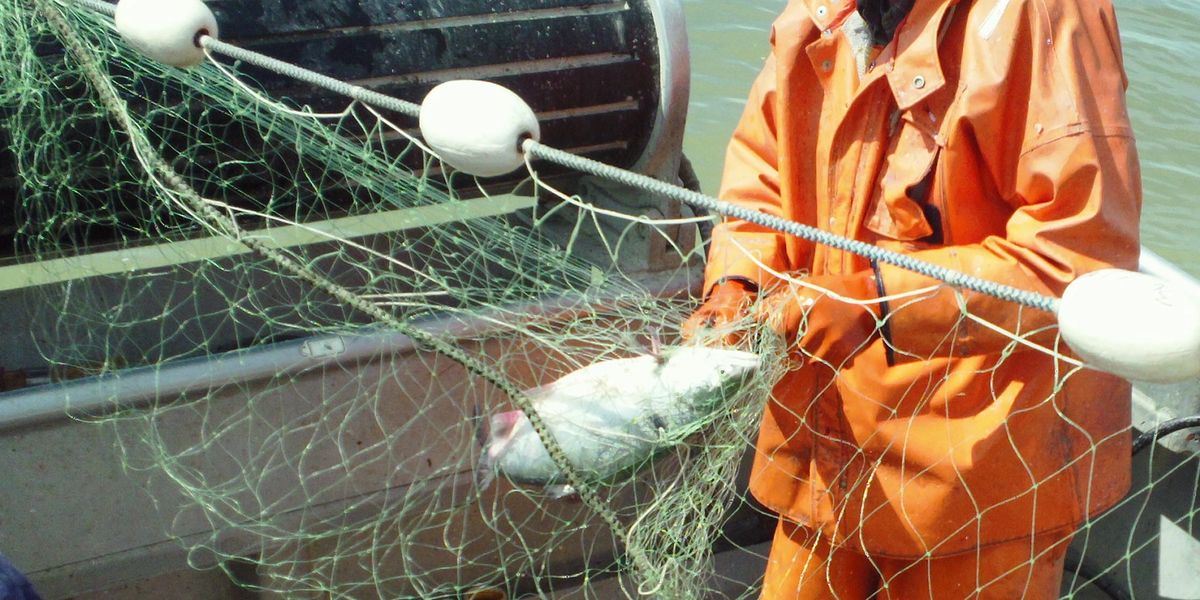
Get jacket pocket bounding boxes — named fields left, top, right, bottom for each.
left=864, top=117, right=943, bottom=243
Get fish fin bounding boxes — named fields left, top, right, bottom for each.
left=545, top=484, right=577, bottom=500
left=648, top=326, right=663, bottom=361
left=521, top=382, right=556, bottom=401
left=473, top=403, right=496, bottom=492
left=477, top=409, right=531, bottom=493
left=475, top=457, right=496, bottom=493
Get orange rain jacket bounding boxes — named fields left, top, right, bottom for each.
left=704, top=0, right=1142, bottom=558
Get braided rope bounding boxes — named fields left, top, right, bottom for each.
left=200, top=37, right=421, bottom=118
left=523, top=141, right=1062, bottom=313
left=55, top=1, right=1070, bottom=587
left=39, top=0, right=655, bottom=583
left=71, top=0, right=1061, bottom=315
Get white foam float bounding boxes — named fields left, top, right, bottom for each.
left=1059, top=269, right=1200, bottom=383
left=115, top=0, right=218, bottom=68
left=419, top=80, right=540, bottom=178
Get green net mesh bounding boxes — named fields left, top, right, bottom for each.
left=1, top=1, right=1198, bottom=600
left=0, top=2, right=789, bottom=597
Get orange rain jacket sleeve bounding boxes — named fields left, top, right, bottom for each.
left=703, top=0, right=1142, bottom=557
left=703, top=53, right=795, bottom=297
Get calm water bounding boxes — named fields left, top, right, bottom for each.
left=680, top=0, right=1200, bottom=277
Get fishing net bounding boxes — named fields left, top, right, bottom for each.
left=0, top=2, right=789, bottom=598
left=1, top=1, right=1197, bottom=599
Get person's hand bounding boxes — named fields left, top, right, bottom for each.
left=754, top=273, right=880, bottom=367
left=682, top=281, right=757, bottom=345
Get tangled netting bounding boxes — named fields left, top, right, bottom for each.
left=2, top=1, right=1198, bottom=599
left=1, top=2, right=791, bottom=597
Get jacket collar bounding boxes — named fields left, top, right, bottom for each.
left=801, top=0, right=960, bottom=110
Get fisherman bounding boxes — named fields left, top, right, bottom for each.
left=684, top=0, right=1141, bottom=597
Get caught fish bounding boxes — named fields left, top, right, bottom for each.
left=477, top=347, right=760, bottom=497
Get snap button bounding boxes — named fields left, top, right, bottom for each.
left=821, top=59, right=833, bottom=72
left=816, top=5, right=828, bottom=18
left=913, top=75, right=927, bottom=89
